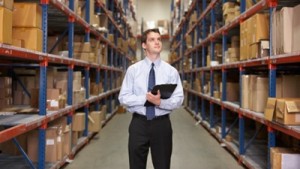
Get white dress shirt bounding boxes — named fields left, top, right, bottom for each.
left=118, top=57, right=184, bottom=116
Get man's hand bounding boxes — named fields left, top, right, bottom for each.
left=146, top=90, right=161, bottom=106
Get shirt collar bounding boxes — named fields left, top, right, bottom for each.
left=144, top=57, right=161, bottom=68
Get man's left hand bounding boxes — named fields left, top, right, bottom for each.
left=146, top=90, right=161, bottom=106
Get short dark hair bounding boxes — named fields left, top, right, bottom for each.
left=141, top=28, right=160, bottom=44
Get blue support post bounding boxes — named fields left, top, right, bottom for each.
left=239, top=67, right=245, bottom=106
left=41, top=3, right=48, bottom=54
left=269, top=6, right=275, bottom=57
left=201, top=72, right=206, bottom=120
left=67, top=65, right=74, bottom=125
left=240, top=0, right=246, bottom=13
left=269, top=64, right=276, bottom=97
left=67, top=0, right=75, bottom=126
left=181, top=22, right=188, bottom=81
left=221, top=68, right=227, bottom=139
left=85, top=0, right=90, bottom=42
left=95, top=68, right=100, bottom=111
left=210, top=101, right=214, bottom=128
left=84, top=105, right=89, bottom=136
left=68, top=0, right=75, bottom=55
left=221, top=107, right=226, bottom=139
left=104, top=70, right=108, bottom=92
left=210, top=70, right=214, bottom=127
left=38, top=1, right=48, bottom=168
left=239, top=114, right=245, bottom=155
left=67, top=66, right=73, bottom=105
left=38, top=62, right=47, bottom=169
left=68, top=0, right=75, bottom=126
left=267, top=1, right=277, bottom=167
left=85, top=67, right=90, bottom=99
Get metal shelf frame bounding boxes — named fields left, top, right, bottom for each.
left=172, top=0, right=300, bottom=169
left=0, top=0, right=135, bottom=168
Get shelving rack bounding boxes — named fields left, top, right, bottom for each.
left=170, top=0, right=300, bottom=169
left=0, top=0, right=136, bottom=169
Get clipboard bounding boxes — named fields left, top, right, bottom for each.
left=144, top=84, right=177, bottom=107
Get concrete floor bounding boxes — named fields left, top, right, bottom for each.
left=64, top=108, right=244, bottom=169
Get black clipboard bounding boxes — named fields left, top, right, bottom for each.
left=144, top=84, right=177, bottom=107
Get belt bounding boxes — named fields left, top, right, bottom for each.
left=133, top=113, right=169, bottom=121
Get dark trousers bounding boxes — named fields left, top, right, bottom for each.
left=128, top=113, right=173, bottom=169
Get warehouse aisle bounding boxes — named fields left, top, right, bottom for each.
left=64, top=107, right=244, bottom=169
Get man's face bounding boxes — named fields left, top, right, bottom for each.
left=142, top=32, right=162, bottom=56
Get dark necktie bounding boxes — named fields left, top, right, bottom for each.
left=146, top=63, right=155, bottom=120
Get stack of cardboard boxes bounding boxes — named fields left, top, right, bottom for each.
left=12, top=3, right=43, bottom=52
left=27, top=117, right=71, bottom=163
left=240, top=13, right=269, bottom=60
left=0, top=0, right=13, bottom=45
left=72, top=71, right=86, bottom=105
left=264, top=75, right=300, bottom=126
left=222, top=2, right=240, bottom=25
left=272, top=5, right=300, bottom=55
left=241, top=75, right=269, bottom=113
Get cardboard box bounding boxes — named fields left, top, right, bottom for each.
left=27, top=131, right=39, bottom=162
left=63, top=129, right=71, bottom=156
left=13, top=39, right=24, bottom=48
left=252, top=77, right=269, bottom=113
left=0, top=88, right=11, bottom=98
left=0, top=0, right=13, bottom=10
left=72, top=113, right=85, bottom=131
left=13, top=3, right=42, bottom=29
left=240, top=21, right=248, bottom=60
left=241, top=75, right=250, bottom=109
left=0, top=7, right=12, bottom=44
left=47, top=88, right=60, bottom=100
left=248, top=13, right=269, bottom=44
left=73, top=89, right=85, bottom=105
left=271, top=147, right=300, bottom=169
left=88, top=111, right=102, bottom=132
left=0, top=77, right=12, bottom=88
left=13, top=90, right=23, bottom=105
left=275, top=98, right=300, bottom=125
left=99, top=13, right=108, bottom=27
left=56, top=80, right=67, bottom=96
left=73, top=42, right=91, bottom=53
left=12, top=28, right=42, bottom=51
left=101, top=105, right=107, bottom=121
left=27, top=127, right=60, bottom=162
left=249, top=75, right=257, bottom=109
left=277, top=75, right=300, bottom=98
left=264, top=98, right=276, bottom=121
left=278, top=7, right=293, bottom=54
left=72, top=131, right=78, bottom=146
left=292, top=4, right=300, bottom=53
left=226, top=82, right=239, bottom=102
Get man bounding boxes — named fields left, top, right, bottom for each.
left=118, top=28, right=184, bottom=169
